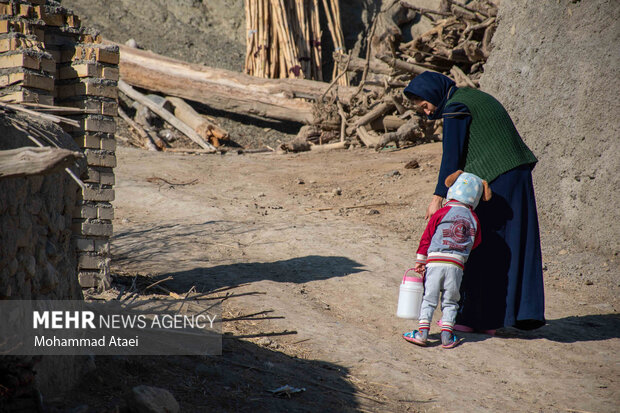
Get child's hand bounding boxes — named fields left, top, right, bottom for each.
left=414, top=263, right=426, bottom=274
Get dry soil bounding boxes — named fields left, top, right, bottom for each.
left=50, top=144, right=620, bottom=412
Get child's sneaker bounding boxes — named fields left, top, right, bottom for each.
left=403, top=329, right=428, bottom=346
left=440, top=330, right=463, bottom=349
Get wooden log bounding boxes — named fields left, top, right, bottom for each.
left=368, top=115, right=407, bottom=131
left=463, top=16, right=496, bottom=36
left=450, top=65, right=476, bottom=88
left=356, top=125, right=381, bottom=148
left=482, top=23, right=496, bottom=58
left=118, top=80, right=217, bottom=152
left=375, top=121, right=421, bottom=151
left=0, top=147, right=84, bottom=179
left=117, top=106, right=158, bottom=151
left=449, top=0, right=489, bottom=19
left=400, top=1, right=452, bottom=17
left=310, top=141, right=348, bottom=151
left=376, top=53, right=432, bottom=75
left=353, top=101, right=395, bottom=129
left=165, top=97, right=229, bottom=147
left=336, top=100, right=347, bottom=142
left=333, top=52, right=392, bottom=75
left=112, top=42, right=362, bottom=124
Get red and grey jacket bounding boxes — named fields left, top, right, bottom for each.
left=416, top=200, right=481, bottom=270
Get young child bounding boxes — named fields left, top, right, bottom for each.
left=403, top=170, right=491, bottom=349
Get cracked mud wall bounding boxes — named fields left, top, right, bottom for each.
left=480, top=0, right=620, bottom=254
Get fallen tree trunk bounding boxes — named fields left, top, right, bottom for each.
left=0, top=147, right=84, bottom=179
left=113, top=42, right=362, bottom=124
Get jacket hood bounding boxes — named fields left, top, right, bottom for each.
left=447, top=172, right=484, bottom=209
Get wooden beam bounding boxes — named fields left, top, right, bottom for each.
left=0, top=147, right=84, bottom=179
left=112, top=41, right=363, bottom=124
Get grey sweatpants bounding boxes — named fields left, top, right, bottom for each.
left=419, top=264, right=463, bottom=325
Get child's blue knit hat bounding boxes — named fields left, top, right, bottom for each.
left=446, top=172, right=485, bottom=209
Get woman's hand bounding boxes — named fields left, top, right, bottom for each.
left=425, top=195, right=444, bottom=220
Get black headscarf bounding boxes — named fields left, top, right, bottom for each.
left=403, top=72, right=457, bottom=120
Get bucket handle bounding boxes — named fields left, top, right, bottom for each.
left=403, top=268, right=424, bottom=283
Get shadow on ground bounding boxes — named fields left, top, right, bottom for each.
left=455, top=313, right=620, bottom=345
left=153, top=255, right=365, bottom=293
left=47, top=337, right=367, bottom=412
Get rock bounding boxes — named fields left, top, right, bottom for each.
left=125, top=38, right=139, bottom=48
left=332, top=188, right=342, bottom=196
left=257, top=337, right=272, bottom=347
left=22, top=255, right=36, bottom=279
left=158, top=129, right=176, bottom=142
left=127, top=385, right=180, bottom=413
left=39, top=263, right=59, bottom=293
left=404, top=160, right=419, bottom=169
left=296, top=178, right=305, bottom=185
left=367, top=209, right=380, bottom=215
left=386, top=170, right=400, bottom=177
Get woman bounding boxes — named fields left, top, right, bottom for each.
left=403, top=71, right=545, bottom=332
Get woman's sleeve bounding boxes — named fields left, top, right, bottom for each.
left=434, top=102, right=471, bottom=197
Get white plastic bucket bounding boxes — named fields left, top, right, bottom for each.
left=396, top=268, right=424, bottom=319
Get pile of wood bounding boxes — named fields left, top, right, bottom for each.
left=113, top=0, right=499, bottom=154
left=116, top=78, right=228, bottom=153
left=307, top=0, right=499, bottom=151
left=244, top=0, right=347, bottom=85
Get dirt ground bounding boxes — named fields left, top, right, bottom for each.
left=47, top=144, right=619, bottom=412
left=48, top=1, right=619, bottom=411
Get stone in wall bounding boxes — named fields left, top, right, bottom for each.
left=0, top=114, right=83, bottom=300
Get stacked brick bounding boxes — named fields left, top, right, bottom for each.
left=0, top=0, right=55, bottom=105
left=0, top=0, right=118, bottom=289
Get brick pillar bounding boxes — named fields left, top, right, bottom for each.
left=57, top=37, right=118, bottom=290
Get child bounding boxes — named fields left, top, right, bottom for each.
left=403, top=170, right=491, bottom=349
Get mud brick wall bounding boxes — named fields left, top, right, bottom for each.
left=0, top=171, right=83, bottom=299
left=0, top=116, right=83, bottom=300
left=0, top=0, right=118, bottom=289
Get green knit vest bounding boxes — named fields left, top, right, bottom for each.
left=445, top=88, right=537, bottom=183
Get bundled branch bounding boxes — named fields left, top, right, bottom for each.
left=245, top=0, right=346, bottom=82
left=282, top=0, right=499, bottom=152
left=321, top=0, right=348, bottom=85
left=246, top=0, right=316, bottom=79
